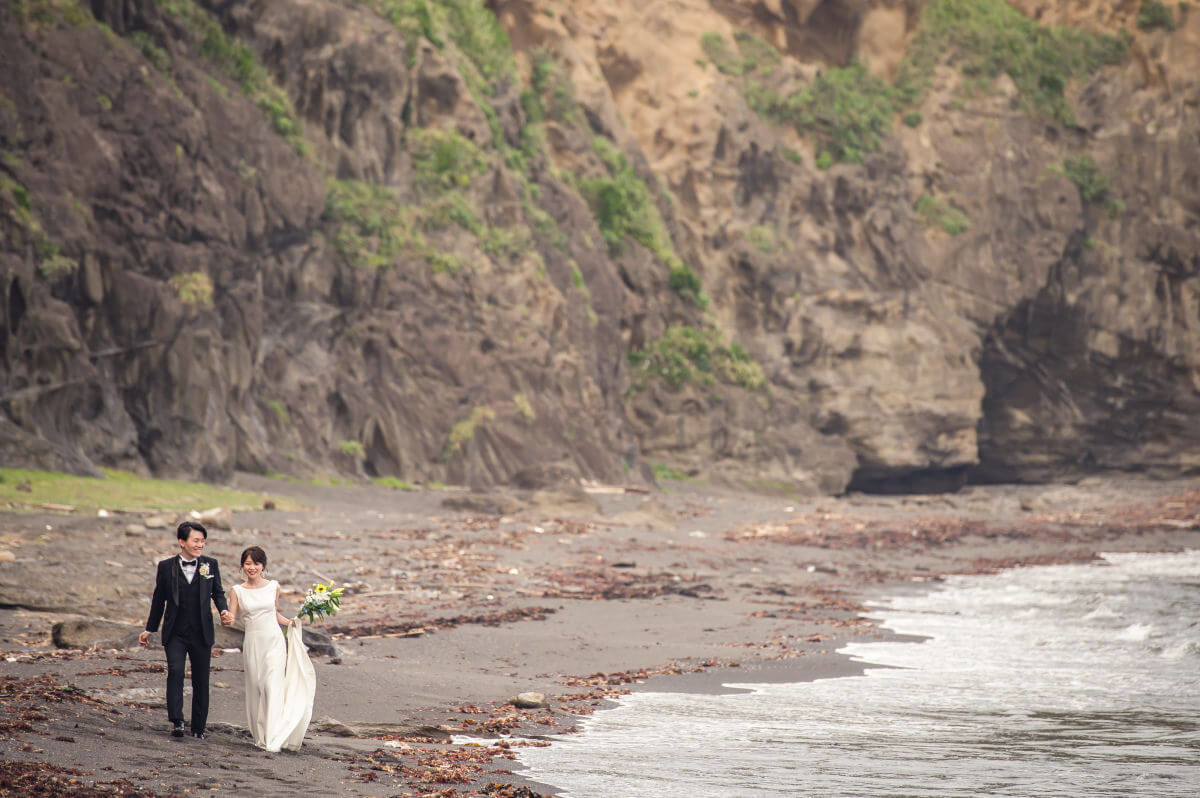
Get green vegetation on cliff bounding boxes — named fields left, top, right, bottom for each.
left=581, top=138, right=708, bottom=307
left=711, top=0, right=1128, bottom=164
left=747, top=61, right=900, bottom=165
left=628, top=326, right=765, bottom=392
left=154, top=0, right=309, bottom=154
left=916, top=194, right=971, bottom=235
left=1060, top=154, right=1124, bottom=216
left=445, top=406, right=495, bottom=457
left=896, top=0, right=1128, bottom=125
left=1, top=175, right=74, bottom=280
left=1137, top=1, right=1178, bottom=31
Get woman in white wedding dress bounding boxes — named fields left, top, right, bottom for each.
left=224, top=546, right=315, bottom=752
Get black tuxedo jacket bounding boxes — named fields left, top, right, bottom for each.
left=145, top=555, right=228, bottom=647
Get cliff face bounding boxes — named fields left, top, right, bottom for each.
left=1, top=0, right=1197, bottom=492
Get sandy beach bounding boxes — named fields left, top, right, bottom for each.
left=2, top=474, right=1198, bottom=796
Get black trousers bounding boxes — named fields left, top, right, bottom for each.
left=164, top=631, right=211, bottom=732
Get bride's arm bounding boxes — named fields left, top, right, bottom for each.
left=224, top=588, right=238, bottom=625
left=274, top=588, right=294, bottom=627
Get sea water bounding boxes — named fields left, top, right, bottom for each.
left=517, top=550, right=1200, bottom=796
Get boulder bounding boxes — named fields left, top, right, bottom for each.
left=52, top=618, right=142, bottom=650
left=309, top=717, right=450, bottom=739
left=510, top=692, right=548, bottom=709
left=610, top=498, right=678, bottom=531
left=442, top=493, right=524, bottom=516
left=191, top=507, right=233, bottom=530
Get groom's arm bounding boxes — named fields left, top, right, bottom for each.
left=145, top=561, right=167, bottom=632
left=140, top=562, right=166, bottom=646
left=209, top=559, right=228, bottom=615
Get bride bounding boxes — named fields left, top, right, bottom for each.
left=224, top=546, right=315, bottom=751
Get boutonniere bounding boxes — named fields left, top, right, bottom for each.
left=199, top=563, right=213, bottom=579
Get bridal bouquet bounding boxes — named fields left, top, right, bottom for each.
left=297, top=581, right=345, bottom=623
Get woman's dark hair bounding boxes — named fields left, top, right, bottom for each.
left=177, top=520, right=207, bottom=541
left=240, top=546, right=267, bottom=570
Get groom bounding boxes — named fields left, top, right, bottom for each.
left=139, top=521, right=230, bottom=739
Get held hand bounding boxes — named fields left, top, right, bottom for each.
left=138, top=631, right=150, bottom=647
left=219, top=610, right=232, bottom=626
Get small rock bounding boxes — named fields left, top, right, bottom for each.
left=510, top=692, right=548, bottom=709
left=124, top=523, right=147, bottom=535
left=143, top=515, right=171, bottom=529
left=1019, top=497, right=1046, bottom=512
left=104, top=560, right=123, bottom=568
left=0, top=550, right=15, bottom=563
left=262, top=499, right=276, bottom=510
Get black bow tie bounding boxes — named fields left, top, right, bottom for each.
left=181, top=560, right=197, bottom=567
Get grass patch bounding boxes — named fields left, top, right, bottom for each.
left=747, top=224, right=776, bottom=253
left=410, top=126, right=488, bottom=194
left=13, top=0, right=90, bottom=29
left=513, top=393, right=536, bottom=422
left=700, top=30, right=779, bottom=76
left=0, top=467, right=289, bottom=513
left=628, top=326, right=766, bottom=392
left=38, top=253, right=77, bottom=280
left=323, top=179, right=465, bottom=273
left=915, top=194, right=971, bottom=234
left=650, top=462, right=693, bottom=482
left=337, top=440, right=366, bottom=459
left=747, top=61, right=901, bottom=164
left=266, top=400, right=291, bottom=426
left=445, top=406, right=495, bottom=457
left=169, top=271, right=214, bottom=306
left=372, top=476, right=415, bottom=490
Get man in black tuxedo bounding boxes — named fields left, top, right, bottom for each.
left=139, top=521, right=230, bottom=739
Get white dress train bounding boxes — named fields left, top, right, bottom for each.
left=233, top=581, right=315, bottom=751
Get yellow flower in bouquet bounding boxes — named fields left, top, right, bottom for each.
left=298, top=581, right=345, bottom=623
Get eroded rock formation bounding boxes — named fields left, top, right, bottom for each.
left=1, top=0, right=1197, bottom=492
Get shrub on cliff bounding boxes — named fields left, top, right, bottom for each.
left=895, top=0, right=1128, bottom=124
left=628, top=326, right=765, bottom=392
left=580, top=138, right=708, bottom=307
left=1136, top=1, right=1177, bottom=31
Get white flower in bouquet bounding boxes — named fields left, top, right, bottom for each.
left=298, top=581, right=345, bottom=623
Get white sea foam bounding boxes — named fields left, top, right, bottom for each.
left=519, top=550, right=1200, bottom=797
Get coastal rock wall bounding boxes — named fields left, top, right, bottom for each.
left=1, top=0, right=1197, bottom=490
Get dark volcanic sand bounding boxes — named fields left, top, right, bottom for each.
left=1, top=475, right=1198, bottom=796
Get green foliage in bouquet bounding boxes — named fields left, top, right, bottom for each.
left=298, top=582, right=345, bottom=623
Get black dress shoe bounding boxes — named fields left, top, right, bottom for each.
left=190, top=730, right=207, bottom=740
left=171, top=722, right=186, bottom=738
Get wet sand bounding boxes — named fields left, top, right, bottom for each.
left=1, top=474, right=1198, bottom=796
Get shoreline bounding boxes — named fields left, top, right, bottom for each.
left=1, top=474, right=1198, bottom=795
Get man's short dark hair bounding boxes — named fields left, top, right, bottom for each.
left=177, top=521, right=208, bottom=541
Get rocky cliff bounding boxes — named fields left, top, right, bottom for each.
left=1, top=0, right=1197, bottom=493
